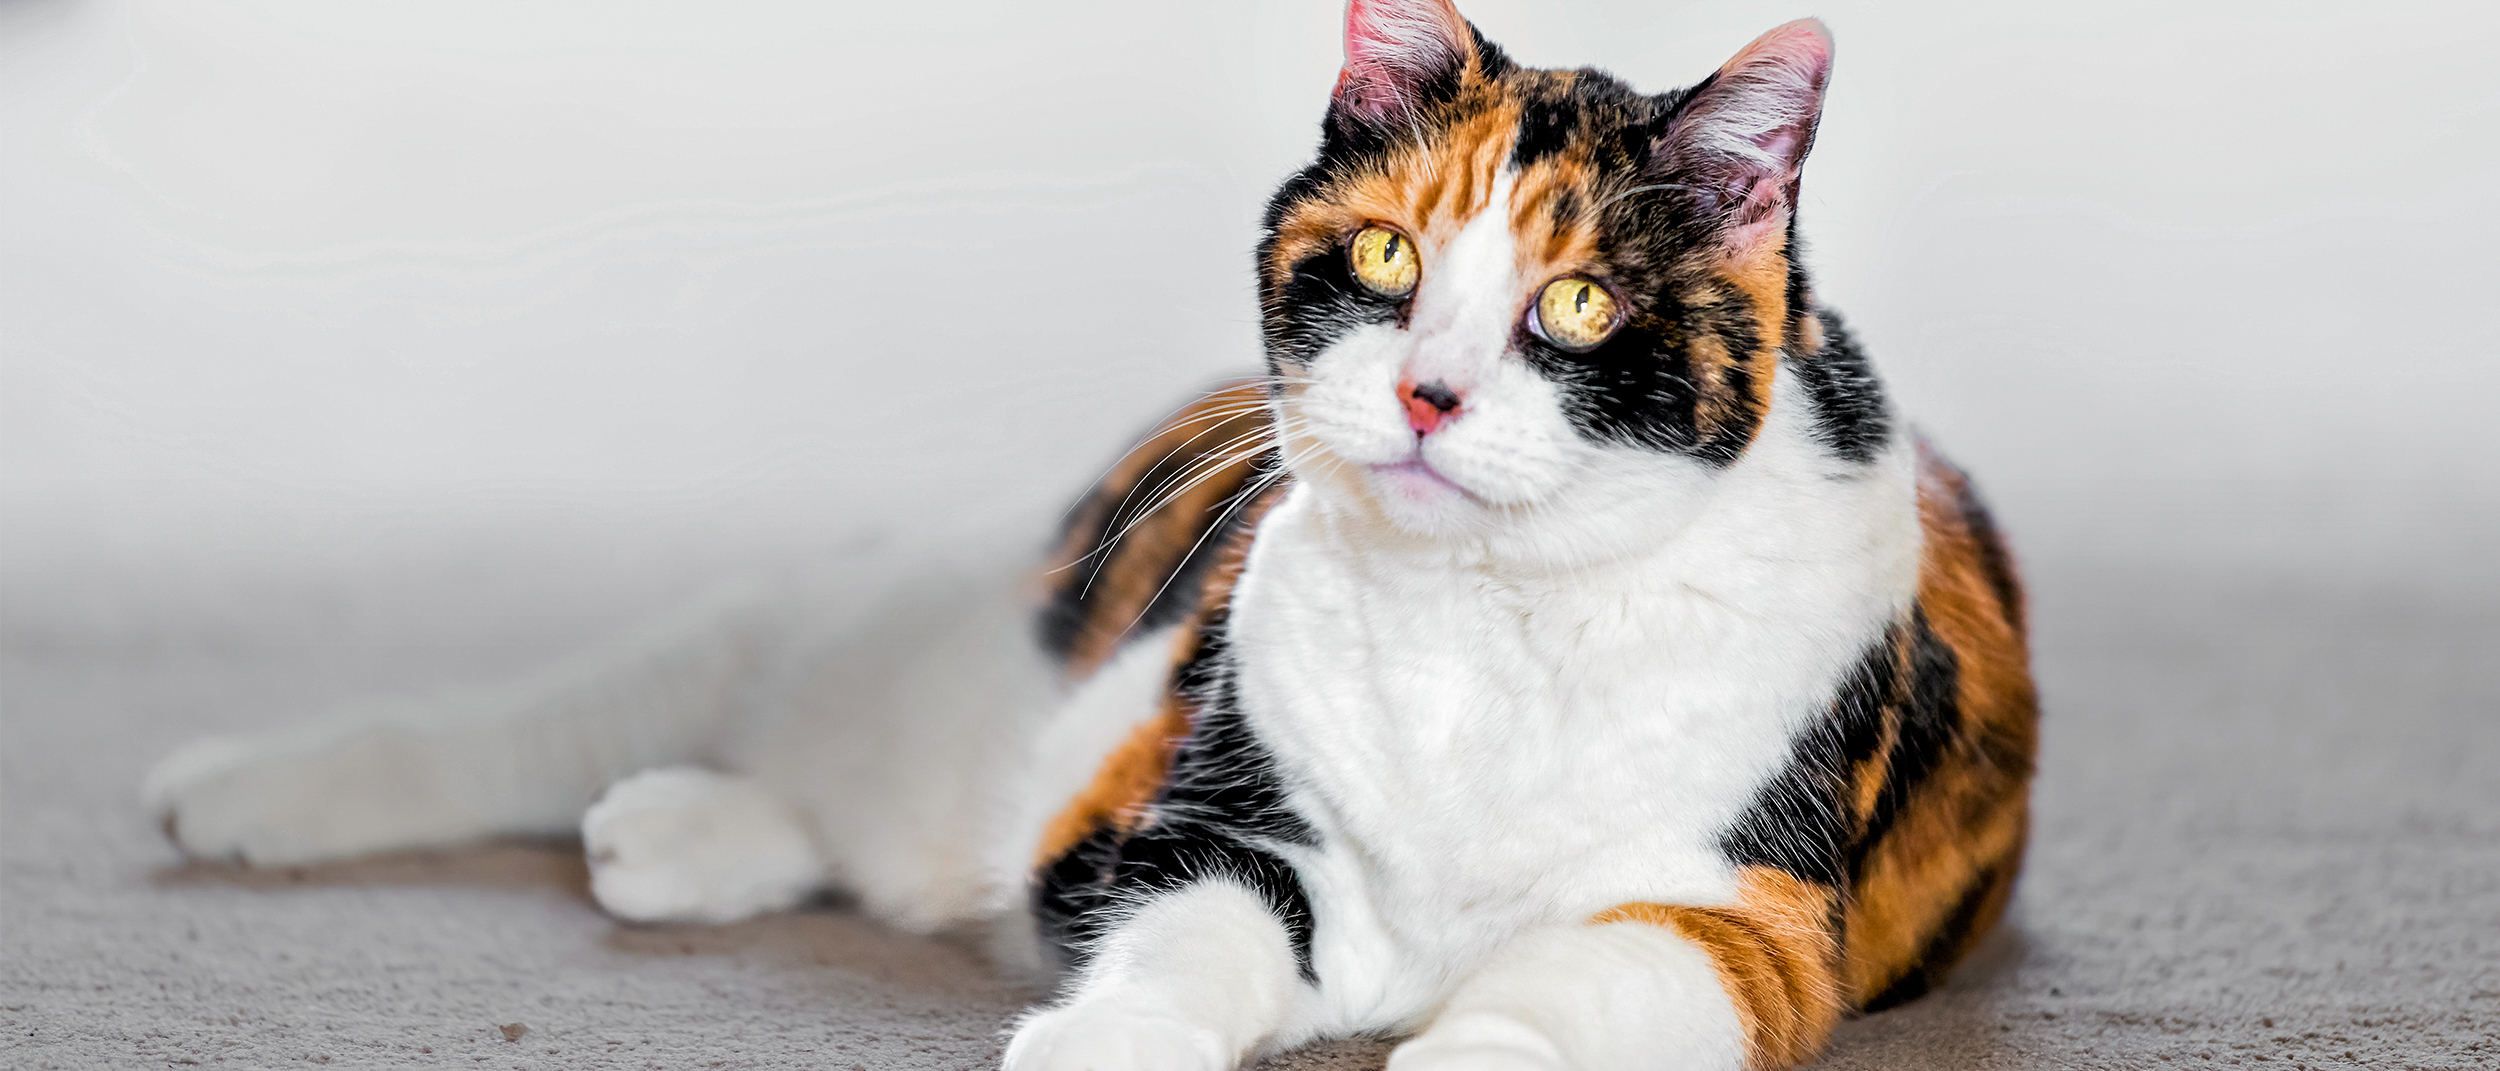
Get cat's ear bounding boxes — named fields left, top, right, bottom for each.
left=1332, top=0, right=1474, bottom=124
left=1653, top=19, right=1833, bottom=254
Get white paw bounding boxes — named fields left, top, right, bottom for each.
left=582, top=767, right=824, bottom=925
left=1387, top=1014, right=1568, bottom=1071
left=144, top=728, right=455, bottom=865
left=1001, top=1003, right=1233, bottom=1071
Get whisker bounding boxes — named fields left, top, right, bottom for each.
left=1055, top=399, right=1278, bottom=557
left=1058, top=425, right=1285, bottom=590
left=1117, top=453, right=1297, bottom=638
left=1055, top=391, right=1281, bottom=531
left=1114, top=414, right=1295, bottom=524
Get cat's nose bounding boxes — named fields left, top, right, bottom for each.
left=1399, top=379, right=1464, bottom=435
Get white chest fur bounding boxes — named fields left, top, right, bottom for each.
left=1225, top=396, right=1922, bottom=1030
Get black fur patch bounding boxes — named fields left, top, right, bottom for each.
left=1511, top=94, right=1578, bottom=170
left=1264, top=243, right=1406, bottom=373
left=1788, top=308, right=1891, bottom=465
left=1849, top=613, right=1963, bottom=876
left=1720, top=611, right=1963, bottom=889
left=1718, top=620, right=1899, bottom=887
left=1520, top=314, right=1700, bottom=456
left=1697, top=316, right=1765, bottom=465
left=1033, top=610, right=1323, bottom=984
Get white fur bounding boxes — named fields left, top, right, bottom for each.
left=1004, top=880, right=1306, bottom=1071
left=145, top=552, right=1063, bottom=940
left=984, top=623, right=1185, bottom=916
left=1230, top=375, right=1915, bottom=1051
left=145, top=582, right=791, bottom=865
left=1385, top=921, right=1744, bottom=1071
left=583, top=766, right=824, bottom=925
left=718, top=567, right=1057, bottom=933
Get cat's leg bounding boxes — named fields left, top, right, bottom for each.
left=721, top=569, right=1058, bottom=934
left=145, top=582, right=794, bottom=866
left=580, top=766, right=825, bottom=924
left=144, top=539, right=1060, bottom=931
left=1388, top=877, right=1842, bottom=1071
left=1003, top=879, right=1310, bottom=1071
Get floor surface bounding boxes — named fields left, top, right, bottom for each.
left=5, top=542, right=2495, bottom=1070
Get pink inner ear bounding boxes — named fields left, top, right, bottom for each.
left=1337, top=0, right=1469, bottom=120
left=1722, top=173, right=1793, bottom=258
left=1748, top=128, right=1804, bottom=172
left=1662, top=19, right=1834, bottom=234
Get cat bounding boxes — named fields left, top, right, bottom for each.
left=142, top=3, right=2039, bottom=1069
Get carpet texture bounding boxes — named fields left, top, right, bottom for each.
left=4, top=544, right=2495, bottom=1070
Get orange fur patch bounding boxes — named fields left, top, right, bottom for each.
left=1030, top=648, right=1195, bottom=870
left=1835, top=446, right=2038, bottom=1005
left=1722, top=231, right=1790, bottom=411
left=1593, top=867, right=1845, bottom=1070
left=1267, top=89, right=1525, bottom=290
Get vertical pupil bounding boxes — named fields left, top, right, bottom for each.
left=1382, top=234, right=1401, bottom=263
left=1573, top=285, right=1589, bottom=314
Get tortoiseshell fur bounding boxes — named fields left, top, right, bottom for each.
left=1033, top=403, right=2033, bottom=1065
left=1027, top=10, right=2037, bottom=1068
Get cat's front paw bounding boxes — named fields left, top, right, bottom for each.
left=1002, top=1003, right=1233, bottom=1071
left=1387, top=1014, right=1567, bottom=1071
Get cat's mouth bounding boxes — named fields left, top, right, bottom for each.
left=1367, top=456, right=1485, bottom=506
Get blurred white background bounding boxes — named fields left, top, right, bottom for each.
left=5, top=0, right=2497, bottom=634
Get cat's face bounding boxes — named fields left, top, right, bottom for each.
left=1258, top=1, right=1833, bottom=565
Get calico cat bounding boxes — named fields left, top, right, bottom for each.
left=143, top=4, right=2037, bottom=1069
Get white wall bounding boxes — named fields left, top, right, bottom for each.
left=6, top=0, right=2496, bottom=608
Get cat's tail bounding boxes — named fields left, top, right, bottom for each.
left=143, top=577, right=802, bottom=867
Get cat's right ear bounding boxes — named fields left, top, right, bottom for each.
left=1650, top=20, right=1833, bottom=256
left=1331, top=0, right=1473, bottom=126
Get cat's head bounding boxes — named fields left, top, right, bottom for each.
left=1259, top=0, right=1843, bottom=565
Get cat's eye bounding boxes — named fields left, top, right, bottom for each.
left=1348, top=226, right=1420, bottom=297
left=1533, top=276, right=1621, bottom=351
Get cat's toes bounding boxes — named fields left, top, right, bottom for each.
left=581, top=767, right=823, bottom=926
left=1386, top=1015, right=1568, bottom=1071
left=1001, top=1004, right=1232, bottom=1071
left=143, top=732, right=425, bottom=865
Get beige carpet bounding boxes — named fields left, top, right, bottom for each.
left=6, top=533, right=2496, bottom=1070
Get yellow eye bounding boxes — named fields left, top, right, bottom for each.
left=1535, top=277, right=1620, bottom=351
left=1349, top=226, right=1419, bottom=296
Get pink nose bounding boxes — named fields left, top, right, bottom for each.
left=1399, top=379, right=1464, bottom=434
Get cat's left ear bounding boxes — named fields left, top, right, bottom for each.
left=1653, top=19, right=1833, bottom=255
left=1332, top=0, right=1474, bottom=124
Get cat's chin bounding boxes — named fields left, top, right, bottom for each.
left=1301, top=448, right=1736, bottom=574
left=1343, top=457, right=1508, bottom=537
